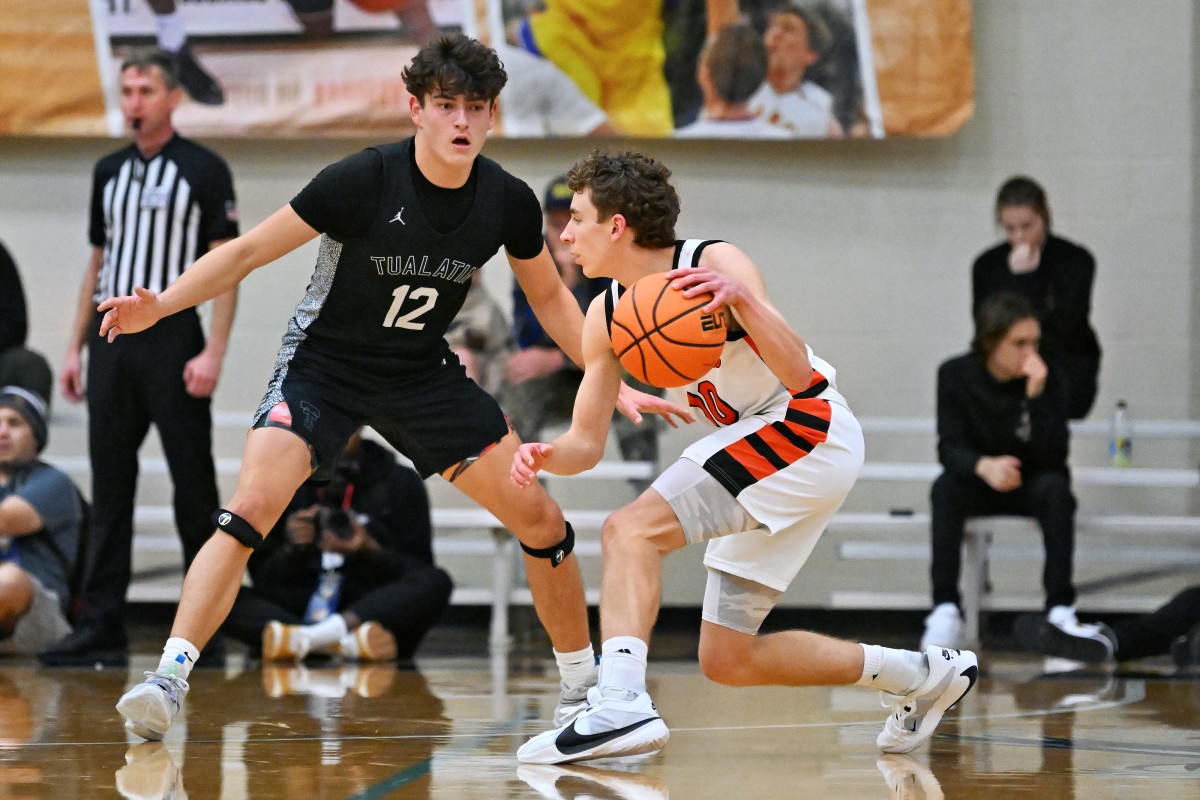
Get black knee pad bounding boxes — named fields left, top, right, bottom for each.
left=519, top=521, right=574, bottom=568
left=212, top=508, right=264, bottom=551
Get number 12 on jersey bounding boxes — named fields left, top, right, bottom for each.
left=382, top=285, right=438, bottom=330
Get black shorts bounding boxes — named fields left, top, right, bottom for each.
left=252, top=354, right=509, bottom=481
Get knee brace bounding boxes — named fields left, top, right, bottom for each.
left=212, top=509, right=264, bottom=551
left=519, top=521, right=575, bottom=568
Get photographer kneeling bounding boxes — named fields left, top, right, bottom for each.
left=224, top=429, right=452, bottom=662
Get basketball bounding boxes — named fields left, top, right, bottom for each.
left=610, top=273, right=727, bottom=388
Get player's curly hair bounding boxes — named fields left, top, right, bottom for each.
left=402, top=34, right=507, bottom=104
left=567, top=151, right=680, bottom=248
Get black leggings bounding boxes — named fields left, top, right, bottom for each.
left=1111, top=586, right=1200, bottom=660
left=931, top=469, right=1077, bottom=612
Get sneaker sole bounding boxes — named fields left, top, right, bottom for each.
left=1014, top=615, right=1111, bottom=663
left=261, top=623, right=293, bottom=662
left=878, top=656, right=978, bottom=754
left=518, top=719, right=670, bottom=764
left=357, top=624, right=398, bottom=662
left=116, top=693, right=171, bottom=742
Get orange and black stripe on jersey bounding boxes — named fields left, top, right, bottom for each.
left=701, top=371, right=833, bottom=498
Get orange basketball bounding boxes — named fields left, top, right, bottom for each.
left=610, top=273, right=727, bottom=388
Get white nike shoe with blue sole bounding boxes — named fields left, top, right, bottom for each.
left=877, top=646, right=978, bottom=754
left=518, top=687, right=669, bottom=764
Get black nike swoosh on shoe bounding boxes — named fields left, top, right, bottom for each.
left=555, top=717, right=661, bottom=755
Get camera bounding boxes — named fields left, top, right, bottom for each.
left=316, top=460, right=360, bottom=540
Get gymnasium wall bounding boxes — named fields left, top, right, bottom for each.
left=0, top=1, right=1195, bottom=607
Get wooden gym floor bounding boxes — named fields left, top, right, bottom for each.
left=1, top=614, right=1197, bottom=799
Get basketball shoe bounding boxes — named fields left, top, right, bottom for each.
left=518, top=763, right=668, bottom=800
left=554, top=664, right=599, bottom=726
left=116, top=672, right=189, bottom=741
left=1013, top=610, right=1116, bottom=664
left=340, top=622, right=398, bottom=662
left=875, top=754, right=944, bottom=800
left=877, top=646, right=977, bottom=754
left=115, top=743, right=186, bottom=800
left=919, top=603, right=965, bottom=651
left=262, top=621, right=313, bottom=661
left=172, top=46, right=224, bottom=106
left=517, top=686, right=669, bottom=764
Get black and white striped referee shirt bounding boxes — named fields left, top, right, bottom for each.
left=89, top=134, right=239, bottom=302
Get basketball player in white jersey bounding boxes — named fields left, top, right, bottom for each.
left=511, top=150, right=978, bottom=764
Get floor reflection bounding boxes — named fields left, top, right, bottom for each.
left=0, top=651, right=1195, bottom=799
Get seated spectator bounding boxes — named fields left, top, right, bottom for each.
left=0, top=388, right=84, bottom=656
left=922, top=293, right=1107, bottom=651
left=503, top=175, right=662, bottom=487
left=222, top=430, right=452, bottom=662
left=446, top=272, right=512, bottom=397
left=0, top=241, right=53, bottom=403
left=747, top=3, right=843, bottom=138
left=1014, top=585, right=1200, bottom=667
left=972, top=176, right=1101, bottom=419
left=675, top=24, right=789, bottom=139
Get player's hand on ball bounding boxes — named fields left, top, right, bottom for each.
left=98, top=286, right=164, bottom=342
left=665, top=266, right=745, bottom=313
left=512, top=442, right=553, bottom=488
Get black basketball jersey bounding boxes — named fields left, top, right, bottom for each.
left=284, top=139, right=512, bottom=376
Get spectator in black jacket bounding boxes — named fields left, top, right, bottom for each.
left=0, top=241, right=53, bottom=403
left=223, top=430, right=452, bottom=662
left=921, top=293, right=1107, bottom=652
left=972, top=176, right=1101, bottom=419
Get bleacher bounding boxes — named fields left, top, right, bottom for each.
left=42, top=408, right=1200, bottom=647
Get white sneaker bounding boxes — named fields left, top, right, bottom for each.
left=341, top=622, right=398, bottom=662
left=553, top=664, right=599, bottom=726
left=1013, top=609, right=1115, bottom=664
left=518, top=687, right=669, bottom=764
left=877, top=647, right=977, bottom=754
left=115, top=742, right=186, bottom=800
left=116, top=672, right=190, bottom=741
left=261, top=621, right=313, bottom=662
left=517, top=763, right=668, bottom=800
left=919, top=604, right=965, bottom=651
left=876, top=753, right=944, bottom=800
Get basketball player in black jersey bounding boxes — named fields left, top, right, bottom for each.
left=101, top=35, right=689, bottom=742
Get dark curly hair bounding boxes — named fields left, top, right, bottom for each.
left=566, top=150, right=680, bottom=248
left=402, top=34, right=507, bottom=104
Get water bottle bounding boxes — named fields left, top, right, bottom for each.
left=1109, top=399, right=1132, bottom=467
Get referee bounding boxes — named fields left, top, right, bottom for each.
left=41, top=49, right=240, bottom=667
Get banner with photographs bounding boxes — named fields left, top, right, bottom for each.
left=1, top=0, right=972, bottom=139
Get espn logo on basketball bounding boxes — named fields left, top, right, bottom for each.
left=700, top=310, right=727, bottom=332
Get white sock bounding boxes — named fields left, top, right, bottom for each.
left=554, top=644, right=596, bottom=688
left=599, top=636, right=648, bottom=697
left=157, top=637, right=200, bottom=681
left=304, top=614, right=349, bottom=651
left=153, top=12, right=188, bottom=53
left=855, top=644, right=929, bottom=695
left=339, top=631, right=360, bottom=660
